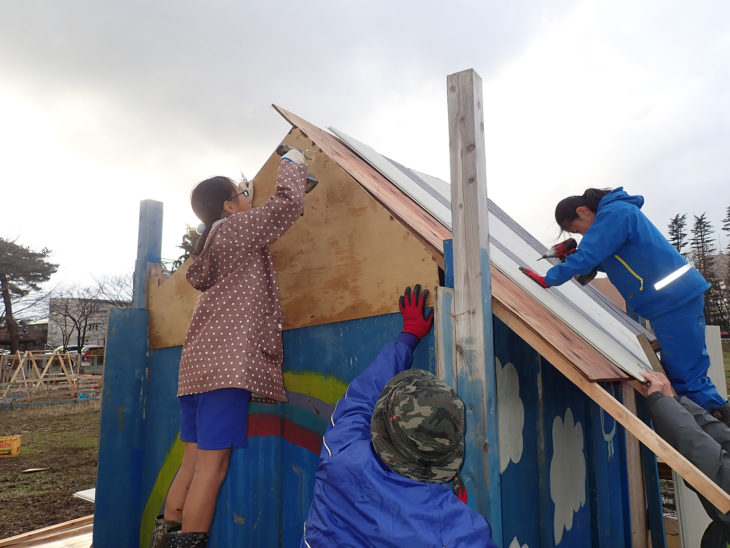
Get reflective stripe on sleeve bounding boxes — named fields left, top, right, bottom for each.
left=654, top=264, right=691, bottom=290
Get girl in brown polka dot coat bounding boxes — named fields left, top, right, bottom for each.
left=155, top=149, right=308, bottom=547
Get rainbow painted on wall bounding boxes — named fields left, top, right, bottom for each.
left=138, top=370, right=347, bottom=547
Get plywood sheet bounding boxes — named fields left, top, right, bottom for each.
left=146, top=128, right=439, bottom=349
left=274, top=106, right=451, bottom=263
left=148, top=260, right=199, bottom=349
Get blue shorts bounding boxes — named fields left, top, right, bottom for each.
left=179, top=388, right=251, bottom=450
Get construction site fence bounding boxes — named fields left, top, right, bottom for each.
left=0, top=350, right=103, bottom=408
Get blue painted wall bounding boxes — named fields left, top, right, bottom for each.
left=95, top=304, right=646, bottom=547
left=95, top=311, right=434, bottom=547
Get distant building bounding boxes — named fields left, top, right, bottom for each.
left=0, top=318, right=49, bottom=351
left=46, top=298, right=116, bottom=349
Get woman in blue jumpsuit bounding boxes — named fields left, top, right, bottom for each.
left=522, top=188, right=727, bottom=416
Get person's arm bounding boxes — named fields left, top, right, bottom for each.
left=223, top=158, right=307, bottom=252
left=644, top=372, right=730, bottom=494
left=439, top=493, right=499, bottom=548
left=544, top=206, right=632, bottom=286
left=319, top=286, right=433, bottom=457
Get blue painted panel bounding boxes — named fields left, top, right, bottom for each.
left=94, top=308, right=149, bottom=548
left=538, top=357, right=594, bottom=548
left=282, top=312, right=436, bottom=382
left=493, top=318, right=542, bottom=548
left=443, top=239, right=454, bottom=288
left=133, top=200, right=163, bottom=307
left=584, top=382, right=630, bottom=548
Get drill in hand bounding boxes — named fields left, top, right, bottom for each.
left=539, top=238, right=577, bottom=261
left=538, top=238, right=597, bottom=285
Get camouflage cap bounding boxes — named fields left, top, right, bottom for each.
left=370, top=369, right=465, bottom=483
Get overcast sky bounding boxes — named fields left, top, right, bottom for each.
left=2, top=0, right=729, bottom=292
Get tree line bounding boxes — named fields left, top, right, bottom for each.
left=0, top=237, right=132, bottom=354
left=667, top=206, right=730, bottom=332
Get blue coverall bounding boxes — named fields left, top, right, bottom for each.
left=544, top=187, right=725, bottom=410
left=301, top=333, right=497, bottom=548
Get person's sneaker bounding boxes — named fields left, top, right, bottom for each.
left=710, top=402, right=730, bottom=427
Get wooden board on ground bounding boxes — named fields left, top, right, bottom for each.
left=147, top=128, right=439, bottom=349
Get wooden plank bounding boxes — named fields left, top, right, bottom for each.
left=621, top=382, right=648, bottom=548
left=0, top=515, right=93, bottom=547
left=147, top=128, right=439, bottom=349
left=447, top=68, right=502, bottom=543
left=637, top=333, right=664, bottom=372
left=492, top=298, right=730, bottom=513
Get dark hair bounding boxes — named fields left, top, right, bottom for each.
left=190, top=176, right=237, bottom=255
left=554, top=188, right=612, bottom=230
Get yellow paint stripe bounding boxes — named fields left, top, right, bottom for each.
left=139, top=435, right=185, bottom=548
left=284, top=371, right=348, bottom=405
left=613, top=255, right=644, bottom=291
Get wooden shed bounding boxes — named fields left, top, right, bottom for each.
left=94, top=71, right=728, bottom=548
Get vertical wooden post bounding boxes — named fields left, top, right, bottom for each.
left=133, top=200, right=163, bottom=309
left=447, top=69, right=502, bottom=544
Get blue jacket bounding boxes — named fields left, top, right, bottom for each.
left=301, top=334, right=497, bottom=548
left=544, top=187, right=709, bottom=319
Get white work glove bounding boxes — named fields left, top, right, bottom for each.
left=280, top=148, right=306, bottom=165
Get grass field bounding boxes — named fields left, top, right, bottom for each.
left=0, top=401, right=100, bottom=538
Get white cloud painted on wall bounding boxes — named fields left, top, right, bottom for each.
left=550, top=408, right=586, bottom=545
left=496, top=357, right=525, bottom=473
left=508, top=536, right=528, bottom=548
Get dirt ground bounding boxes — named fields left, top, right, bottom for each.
left=0, top=400, right=100, bottom=539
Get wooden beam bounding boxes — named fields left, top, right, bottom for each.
left=447, top=68, right=502, bottom=543
left=637, top=333, right=664, bottom=372
left=492, top=298, right=730, bottom=513
left=622, top=382, right=649, bottom=548
left=0, top=515, right=93, bottom=547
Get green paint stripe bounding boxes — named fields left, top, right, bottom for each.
left=139, top=435, right=185, bottom=548
left=283, top=371, right=347, bottom=405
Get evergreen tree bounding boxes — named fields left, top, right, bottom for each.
left=723, top=205, right=730, bottom=253
left=690, top=213, right=716, bottom=275
left=668, top=213, right=689, bottom=257
left=171, top=225, right=201, bottom=272
left=690, top=214, right=728, bottom=330
left=0, top=238, right=58, bottom=352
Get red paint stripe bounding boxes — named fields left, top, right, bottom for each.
left=247, top=414, right=323, bottom=454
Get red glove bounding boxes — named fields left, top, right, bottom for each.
left=451, top=475, right=468, bottom=504
left=399, top=285, right=434, bottom=340
left=519, top=267, right=549, bottom=288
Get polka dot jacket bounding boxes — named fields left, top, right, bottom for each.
left=178, top=162, right=307, bottom=401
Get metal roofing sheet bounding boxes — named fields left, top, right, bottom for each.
left=329, top=127, right=652, bottom=381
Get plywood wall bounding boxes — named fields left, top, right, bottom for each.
left=148, top=128, right=439, bottom=349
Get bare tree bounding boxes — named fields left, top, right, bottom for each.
left=92, top=273, right=133, bottom=307
left=48, top=287, right=106, bottom=351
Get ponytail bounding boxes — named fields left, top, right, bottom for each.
left=554, top=187, right=612, bottom=229
left=190, top=176, right=237, bottom=256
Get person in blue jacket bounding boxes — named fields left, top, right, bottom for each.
left=301, top=285, right=497, bottom=548
left=521, top=187, right=728, bottom=419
